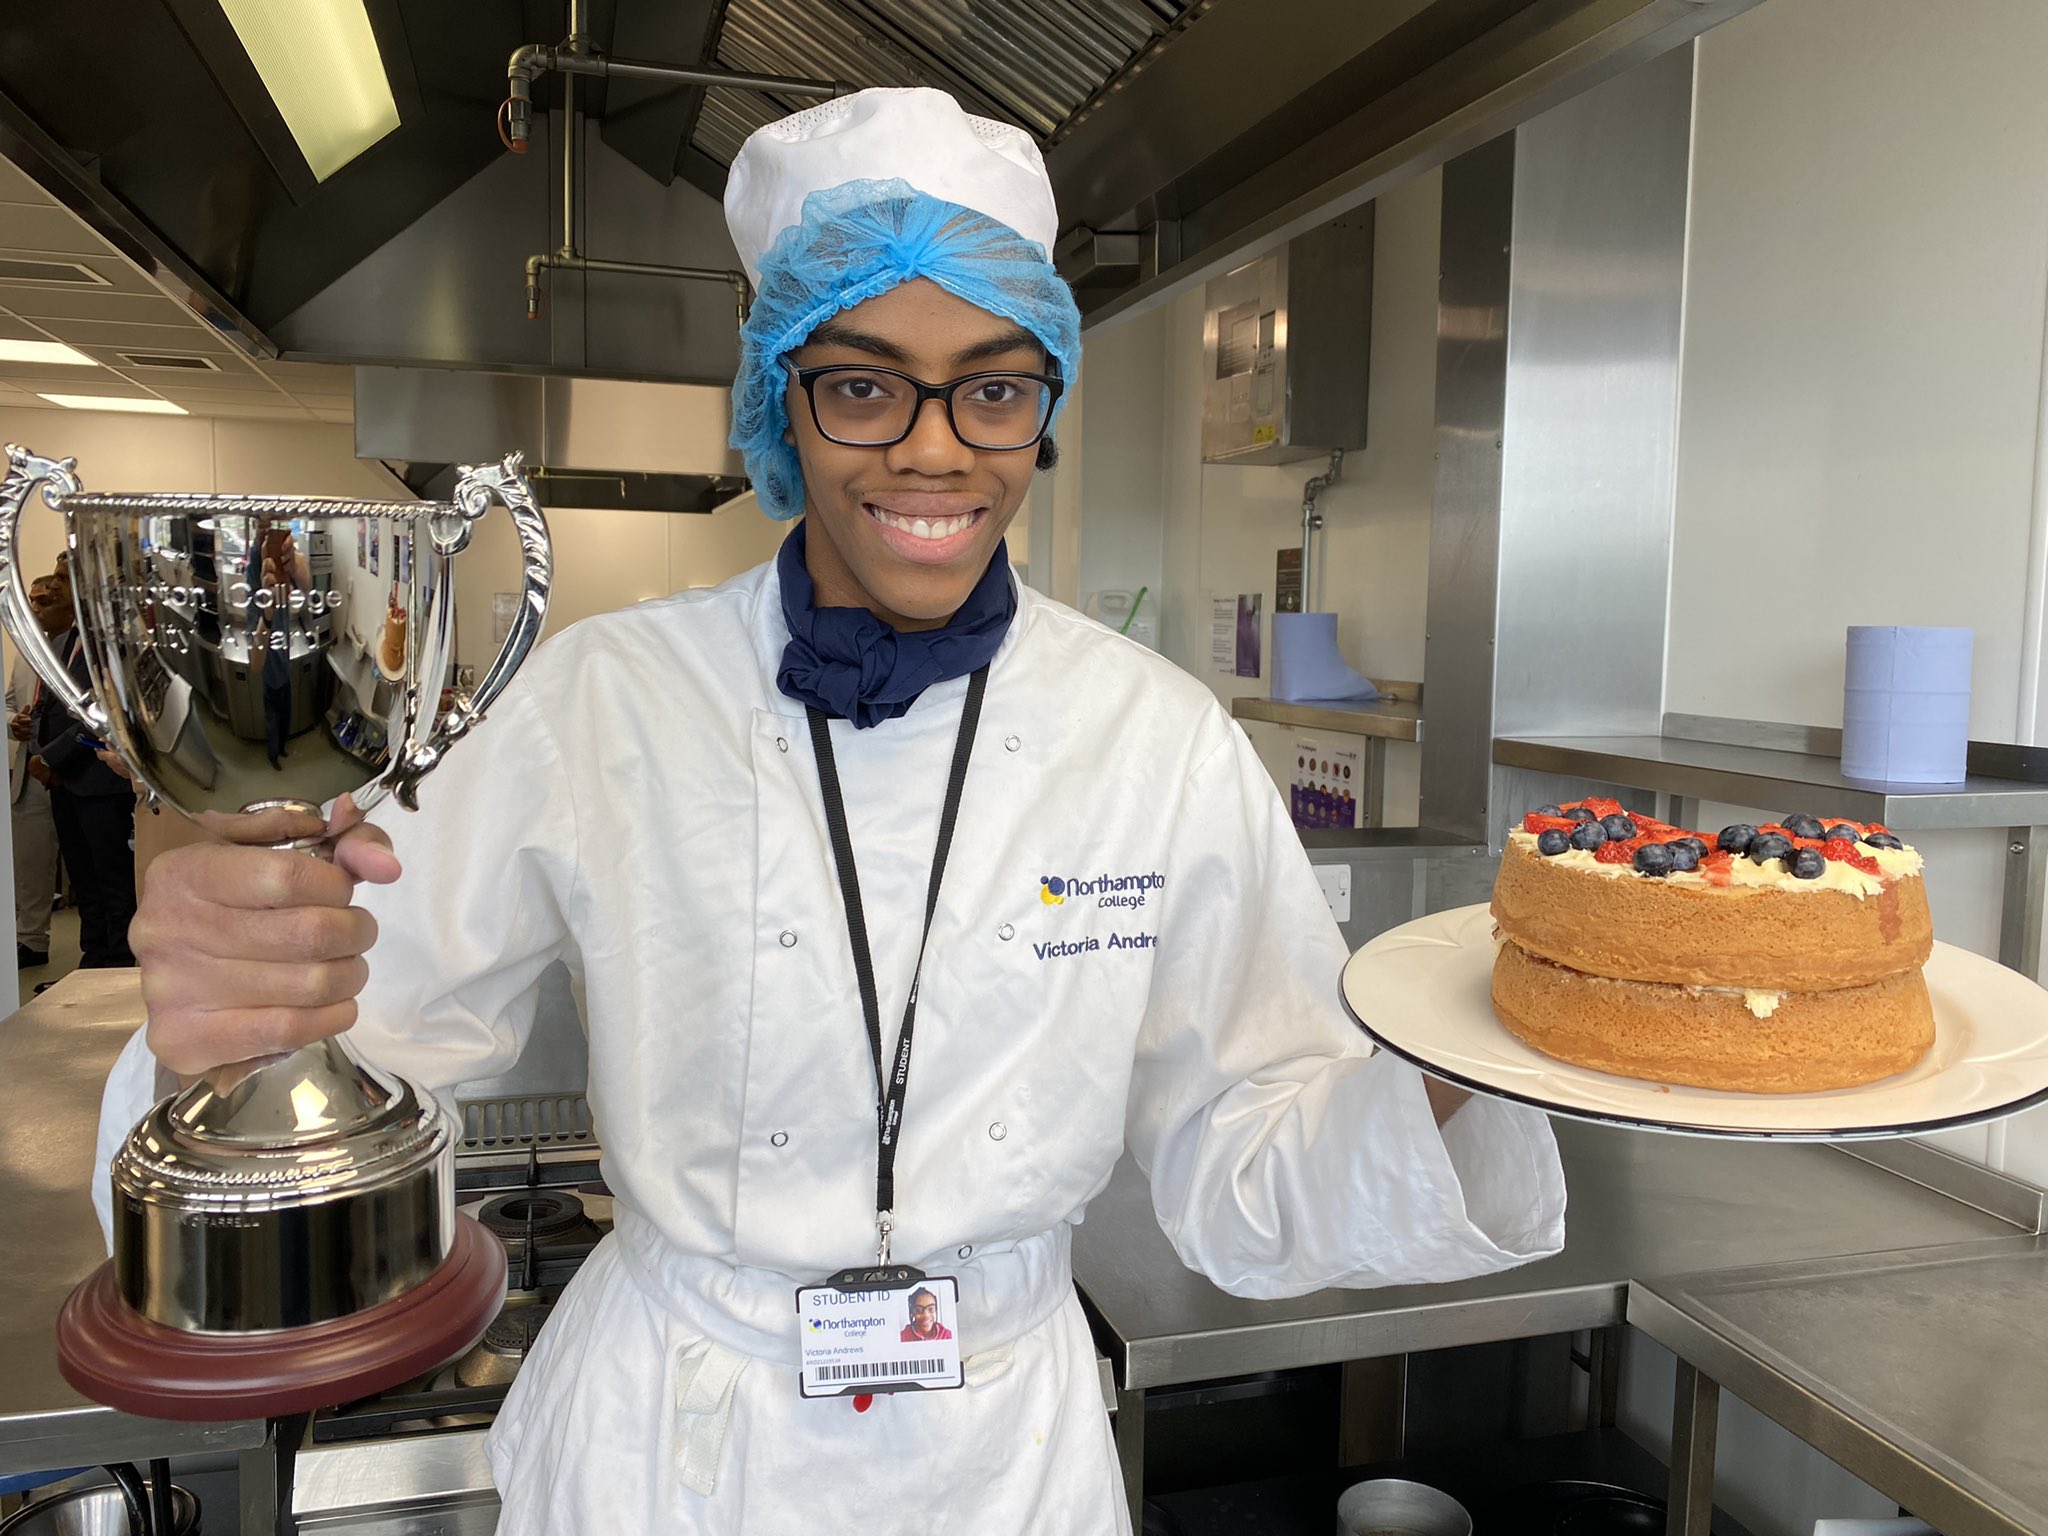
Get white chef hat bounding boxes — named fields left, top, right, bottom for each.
left=724, top=87, right=1059, bottom=287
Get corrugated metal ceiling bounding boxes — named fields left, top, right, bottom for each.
left=694, top=0, right=1212, bottom=167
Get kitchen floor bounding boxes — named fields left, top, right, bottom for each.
left=17, top=906, right=80, bottom=1010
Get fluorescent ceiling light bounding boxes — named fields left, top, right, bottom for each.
left=37, top=394, right=188, bottom=416
left=0, top=339, right=97, bottom=367
left=218, top=0, right=399, bottom=182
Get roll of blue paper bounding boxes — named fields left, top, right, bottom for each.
left=1271, top=612, right=1380, bottom=703
left=1841, top=626, right=1972, bottom=784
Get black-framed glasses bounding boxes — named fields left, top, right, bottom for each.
left=786, top=362, right=1063, bottom=452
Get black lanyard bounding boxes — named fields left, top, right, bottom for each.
left=805, top=665, right=988, bottom=1263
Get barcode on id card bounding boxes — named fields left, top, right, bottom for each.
left=817, top=1358, right=946, bottom=1382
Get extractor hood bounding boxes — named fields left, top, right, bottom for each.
left=0, top=0, right=1767, bottom=374
left=354, top=366, right=747, bottom=513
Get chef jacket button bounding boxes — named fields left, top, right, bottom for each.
left=988, top=1121, right=1007, bottom=1141
left=997, top=923, right=1014, bottom=941
left=778, top=929, right=798, bottom=948
left=776, top=736, right=789, bottom=753
left=958, top=1244, right=973, bottom=1260
left=771, top=1131, right=789, bottom=1148
left=1004, top=734, right=1021, bottom=752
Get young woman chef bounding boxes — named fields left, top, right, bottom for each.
left=103, top=87, right=1565, bottom=1535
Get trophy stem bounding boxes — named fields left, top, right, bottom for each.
left=175, top=1033, right=404, bottom=1147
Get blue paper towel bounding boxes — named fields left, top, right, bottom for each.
left=1841, top=626, right=1972, bottom=784
left=1271, top=612, right=1381, bottom=703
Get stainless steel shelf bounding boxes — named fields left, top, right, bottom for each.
left=1632, top=1236, right=2048, bottom=1536
left=0, top=972, right=267, bottom=1478
left=1494, top=733, right=2048, bottom=830
left=1072, top=1119, right=2036, bottom=1393
left=1231, top=695, right=1423, bottom=743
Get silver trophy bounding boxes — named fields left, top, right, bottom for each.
left=0, top=444, right=551, bottom=1418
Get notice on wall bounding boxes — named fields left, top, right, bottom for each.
left=1275, top=548, right=1303, bottom=614
left=1291, top=736, right=1362, bottom=830
left=492, top=591, right=520, bottom=646
left=1210, top=596, right=1236, bottom=674
left=1235, top=593, right=1262, bottom=679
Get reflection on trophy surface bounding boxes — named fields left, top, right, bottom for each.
left=0, top=443, right=553, bottom=1420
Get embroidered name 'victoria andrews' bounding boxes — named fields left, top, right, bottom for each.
left=1034, top=933, right=1156, bottom=961
left=1039, top=869, right=1166, bottom=911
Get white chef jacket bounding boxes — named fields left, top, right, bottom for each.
left=98, top=559, right=1565, bottom=1534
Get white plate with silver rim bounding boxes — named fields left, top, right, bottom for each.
left=1341, top=903, right=2048, bottom=1139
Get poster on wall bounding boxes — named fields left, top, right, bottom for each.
left=1234, top=593, right=1261, bottom=679
left=1290, top=736, right=1361, bottom=830
left=1210, top=596, right=1236, bottom=674
left=369, top=526, right=380, bottom=577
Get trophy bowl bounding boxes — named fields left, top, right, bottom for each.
left=0, top=445, right=552, bottom=1419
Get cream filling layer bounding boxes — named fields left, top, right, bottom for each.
left=1502, top=937, right=1787, bottom=1017
left=1509, top=830, right=1922, bottom=900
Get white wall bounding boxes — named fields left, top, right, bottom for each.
left=1671, top=0, right=2048, bottom=741
left=1629, top=4, right=2048, bottom=1531
left=450, top=493, right=788, bottom=678
left=1069, top=167, right=1445, bottom=825
left=1671, top=0, right=2048, bottom=1192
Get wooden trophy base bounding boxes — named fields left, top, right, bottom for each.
left=56, top=1214, right=509, bottom=1421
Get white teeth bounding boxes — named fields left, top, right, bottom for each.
left=869, top=506, right=973, bottom=541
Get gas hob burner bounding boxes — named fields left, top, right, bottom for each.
left=482, top=1298, right=554, bottom=1356
left=453, top=1296, right=557, bottom=1389
left=478, top=1188, right=591, bottom=1243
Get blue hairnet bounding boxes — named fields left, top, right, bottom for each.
left=731, top=178, right=1083, bottom=519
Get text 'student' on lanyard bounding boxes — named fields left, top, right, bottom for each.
left=805, top=664, right=988, bottom=1266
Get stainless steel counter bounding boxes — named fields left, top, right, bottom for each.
left=1071, top=1120, right=2038, bottom=1392
left=1232, top=685, right=1424, bottom=829
left=1231, top=695, right=1424, bottom=745
left=1075, top=1119, right=2042, bottom=1530
left=0, top=971, right=267, bottom=1478
left=1492, top=732, right=2048, bottom=831
left=1631, top=1236, right=2048, bottom=1536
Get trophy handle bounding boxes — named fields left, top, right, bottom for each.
left=0, top=445, right=110, bottom=737
left=389, top=452, right=552, bottom=810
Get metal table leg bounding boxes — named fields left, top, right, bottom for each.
left=1666, top=1360, right=1718, bottom=1536
left=1338, top=1354, right=1407, bottom=1465
left=1999, top=826, right=2047, bottom=983
left=1364, top=738, right=1388, bottom=828
left=239, top=1413, right=310, bottom=1536
left=1114, top=1386, right=1145, bottom=1533
left=1663, top=794, right=1699, bottom=831
left=1587, top=1325, right=1623, bottom=1429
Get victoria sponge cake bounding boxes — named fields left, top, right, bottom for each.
left=1489, top=798, right=1935, bottom=1093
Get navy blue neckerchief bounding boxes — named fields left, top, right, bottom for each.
left=776, top=518, right=1014, bottom=729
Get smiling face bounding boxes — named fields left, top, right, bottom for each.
left=786, top=278, right=1047, bottom=631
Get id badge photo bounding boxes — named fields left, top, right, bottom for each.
left=795, top=1267, right=965, bottom=1398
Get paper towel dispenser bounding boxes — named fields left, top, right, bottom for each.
left=1201, top=211, right=1373, bottom=465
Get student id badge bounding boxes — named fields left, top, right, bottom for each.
left=795, top=1266, right=964, bottom=1398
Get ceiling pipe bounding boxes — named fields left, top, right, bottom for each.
left=504, top=2, right=843, bottom=326
left=502, top=21, right=845, bottom=154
